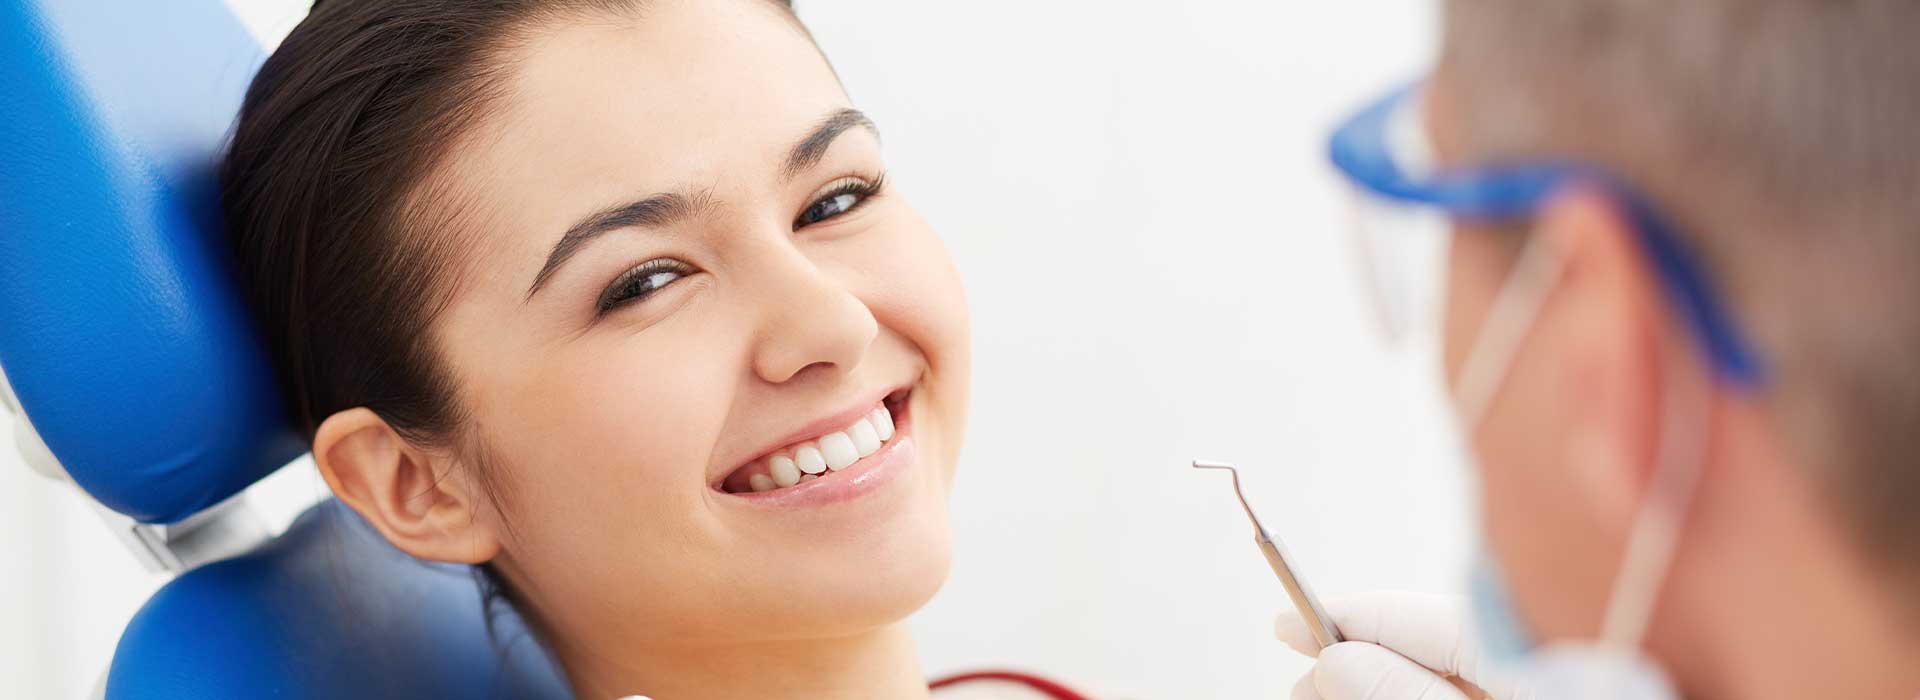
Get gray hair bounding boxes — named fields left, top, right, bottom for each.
left=1440, top=0, right=1920, bottom=591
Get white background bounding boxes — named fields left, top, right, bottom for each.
left=1, top=1, right=1466, bottom=698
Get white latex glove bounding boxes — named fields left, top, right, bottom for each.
left=1275, top=591, right=1529, bottom=700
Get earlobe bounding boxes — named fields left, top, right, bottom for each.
left=313, top=408, right=501, bottom=564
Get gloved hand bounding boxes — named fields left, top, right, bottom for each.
left=1275, top=591, right=1527, bottom=700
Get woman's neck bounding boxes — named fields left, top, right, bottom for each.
left=562, top=623, right=932, bottom=700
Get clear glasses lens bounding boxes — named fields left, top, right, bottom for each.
left=1349, top=193, right=1448, bottom=343
left=1346, top=91, right=1449, bottom=345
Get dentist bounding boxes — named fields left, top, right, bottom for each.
left=1276, top=2, right=1920, bottom=699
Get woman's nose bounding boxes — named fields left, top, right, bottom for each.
left=747, top=247, right=879, bottom=385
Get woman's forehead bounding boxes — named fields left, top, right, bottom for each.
left=493, top=0, right=840, bottom=172
left=436, top=0, right=847, bottom=283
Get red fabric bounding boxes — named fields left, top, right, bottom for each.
left=929, top=670, right=1091, bottom=700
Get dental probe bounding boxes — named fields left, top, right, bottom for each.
left=1192, top=460, right=1345, bottom=649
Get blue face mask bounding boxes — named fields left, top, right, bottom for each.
left=1467, top=547, right=1536, bottom=667
left=1449, top=234, right=1708, bottom=700
left=1467, top=546, right=1677, bottom=698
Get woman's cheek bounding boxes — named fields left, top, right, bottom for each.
left=872, top=218, right=971, bottom=475
left=523, top=333, right=734, bottom=511
left=864, top=214, right=969, bottom=359
left=503, top=340, right=742, bottom=604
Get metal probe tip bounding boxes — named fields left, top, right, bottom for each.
left=1190, top=460, right=1347, bottom=650
left=1190, top=460, right=1268, bottom=536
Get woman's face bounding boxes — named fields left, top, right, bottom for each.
left=425, top=0, right=970, bottom=653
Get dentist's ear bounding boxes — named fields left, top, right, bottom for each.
left=313, top=407, right=502, bottom=565
left=1533, top=189, right=1675, bottom=529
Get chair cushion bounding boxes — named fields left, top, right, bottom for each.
left=0, top=0, right=306, bottom=524
left=0, top=2, right=571, bottom=696
left=106, top=499, right=571, bottom=700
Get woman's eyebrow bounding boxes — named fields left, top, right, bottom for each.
left=526, top=190, right=708, bottom=300
left=783, top=108, right=879, bottom=180
left=525, top=109, right=877, bottom=301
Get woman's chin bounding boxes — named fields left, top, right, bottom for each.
left=816, top=517, right=951, bottom=626
left=743, top=510, right=953, bottom=639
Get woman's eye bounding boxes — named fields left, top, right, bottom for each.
left=799, top=192, right=862, bottom=227
left=597, top=259, right=694, bottom=314
left=794, top=175, right=884, bottom=229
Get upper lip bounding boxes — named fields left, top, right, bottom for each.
left=710, top=384, right=908, bottom=489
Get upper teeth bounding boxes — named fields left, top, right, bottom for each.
left=749, top=405, right=896, bottom=492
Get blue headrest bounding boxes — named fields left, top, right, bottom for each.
left=2, top=2, right=573, bottom=696
left=0, top=0, right=305, bottom=523
left=109, top=499, right=571, bottom=699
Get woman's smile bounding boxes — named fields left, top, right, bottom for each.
left=716, top=386, right=912, bottom=498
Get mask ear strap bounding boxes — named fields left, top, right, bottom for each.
left=1453, top=232, right=1570, bottom=430
left=1599, top=348, right=1713, bottom=648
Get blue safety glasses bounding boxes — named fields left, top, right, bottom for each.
left=1328, top=83, right=1766, bottom=390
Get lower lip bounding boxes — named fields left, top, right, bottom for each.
left=718, top=414, right=916, bottom=510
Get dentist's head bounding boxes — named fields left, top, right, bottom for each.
left=222, top=1, right=970, bottom=697
left=1426, top=1, right=1920, bottom=697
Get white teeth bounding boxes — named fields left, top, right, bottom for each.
left=849, top=418, right=881, bottom=457
left=795, top=444, right=828, bottom=475
left=820, top=431, right=859, bottom=470
left=749, top=473, right=776, bottom=492
left=732, top=401, right=904, bottom=494
left=769, top=455, right=801, bottom=487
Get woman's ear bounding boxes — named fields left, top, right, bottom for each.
left=313, top=408, right=502, bottom=565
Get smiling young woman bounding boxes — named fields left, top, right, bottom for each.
left=220, top=1, right=1082, bottom=697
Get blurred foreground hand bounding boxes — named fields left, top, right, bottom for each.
left=1275, top=592, right=1516, bottom=700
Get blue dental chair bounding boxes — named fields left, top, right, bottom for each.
left=0, top=1, right=569, bottom=697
